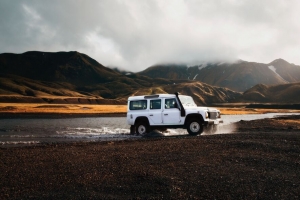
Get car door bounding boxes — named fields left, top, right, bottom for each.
left=148, top=99, right=163, bottom=125
left=163, top=98, right=181, bottom=124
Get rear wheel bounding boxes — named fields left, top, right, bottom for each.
left=187, top=119, right=203, bottom=136
left=136, top=121, right=149, bottom=135
left=130, top=125, right=135, bottom=134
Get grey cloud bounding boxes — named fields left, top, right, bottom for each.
left=0, top=0, right=300, bottom=72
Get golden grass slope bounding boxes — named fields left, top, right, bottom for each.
left=1, top=103, right=299, bottom=115
left=130, top=82, right=240, bottom=105
left=241, top=82, right=300, bottom=103
left=0, top=76, right=84, bottom=97
left=0, top=103, right=127, bottom=114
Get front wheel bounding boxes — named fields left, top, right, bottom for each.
left=187, top=119, right=203, bottom=136
left=136, top=121, right=149, bottom=135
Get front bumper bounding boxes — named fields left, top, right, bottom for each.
left=204, top=119, right=223, bottom=125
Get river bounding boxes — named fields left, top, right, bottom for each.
left=0, top=113, right=296, bottom=147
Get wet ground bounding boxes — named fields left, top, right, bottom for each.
left=1, top=115, right=300, bottom=199
left=0, top=113, right=297, bottom=147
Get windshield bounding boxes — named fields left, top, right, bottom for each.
left=178, top=95, right=197, bottom=107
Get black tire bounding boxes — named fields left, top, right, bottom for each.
left=186, top=119, right=203, bottom=136
left=135, top=121, right=149, bottom=135
left=205, top=125, right=218, bottom=134
left=130, top=125, right=136, bottom=134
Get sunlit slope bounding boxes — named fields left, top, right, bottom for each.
left=238, top=82, right=300, bottom=103
left=129, top=82, right=241, bottom=105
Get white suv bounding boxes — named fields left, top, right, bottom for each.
left=127, top=93, right=223, bottom=135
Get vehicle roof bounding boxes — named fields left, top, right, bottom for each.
left=128, top=94, right=189, bottom=100
left=128, top=94, right=176, bottom=100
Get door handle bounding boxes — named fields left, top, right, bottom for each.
left=164, top=114, right=168, bottom=116
left=149, top=114, right=153, bottom=116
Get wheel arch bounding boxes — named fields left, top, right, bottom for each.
left=134, top=116, right=150, bottom=126
left=184, top=114, right=204, bottom=126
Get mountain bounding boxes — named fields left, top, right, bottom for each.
left=138, top=64, right=188, bottom=80
left=138, top=60, right=300, bottom=92
left=0, top=51, right=118, bottom=85
left=237, top=82, right=300, bottom=103
left=130, top=82, right=239, bottom=105
left=0, top=51, right=174, bottom=98
left=268, top=59, right=300, bottom=82
left=0, top=51, right=241, bottom=105
left=110, top=67, right=133, bottom=75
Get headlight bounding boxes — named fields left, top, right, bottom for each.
left=218, top=112, right=221, bottom=118
left=205, top=112, right=209, bottom=119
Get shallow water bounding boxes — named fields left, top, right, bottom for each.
left=0, top=113, right=296, bottom=146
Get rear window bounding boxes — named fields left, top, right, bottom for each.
left=129, top=100, right=147, bottom=110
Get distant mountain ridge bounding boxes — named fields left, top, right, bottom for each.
left=138, top=59, right=300, bottom=92
left=238, top=82, right=300, bottom=103
left=0, top=51, right=118, bottom=85
left=0, top=51, right=241, bottom=105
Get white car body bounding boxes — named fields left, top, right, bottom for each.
left=127, top=93, right=223, bottom=135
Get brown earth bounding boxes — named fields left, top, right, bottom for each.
left=238, top=82, right=300, bottom=103
left=0, top=103, right=127, bottom=116
left=1, top=103, right=300, bottom=116
left=1, top=115, right=300, bottom=199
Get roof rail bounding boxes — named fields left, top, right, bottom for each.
left=144, top=95, right=159, bottom=99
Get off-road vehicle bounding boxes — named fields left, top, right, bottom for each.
left=127, top=93, right=223, bottom=135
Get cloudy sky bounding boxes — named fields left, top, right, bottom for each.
left=1, top=0, right=300, bottom=72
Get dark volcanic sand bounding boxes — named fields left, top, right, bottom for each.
left=1, top=115, right=300, bottom=199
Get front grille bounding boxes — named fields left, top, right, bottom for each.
left=209, top=112, right=217, bottom=119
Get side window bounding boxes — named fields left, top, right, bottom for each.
left=150, top=99, right=161, bottom=110
left=129, top=100, right=147, bottom=110
left=165, top=98, right=178, bottom=109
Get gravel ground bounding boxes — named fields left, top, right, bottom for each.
left=1, top=115, right=300, bottom=199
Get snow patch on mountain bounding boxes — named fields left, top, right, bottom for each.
left=193, top=74, right=198, bottom=80
left=268, top=65, right=288, bottom=83
left=198, top=63, right=207, bottom=70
